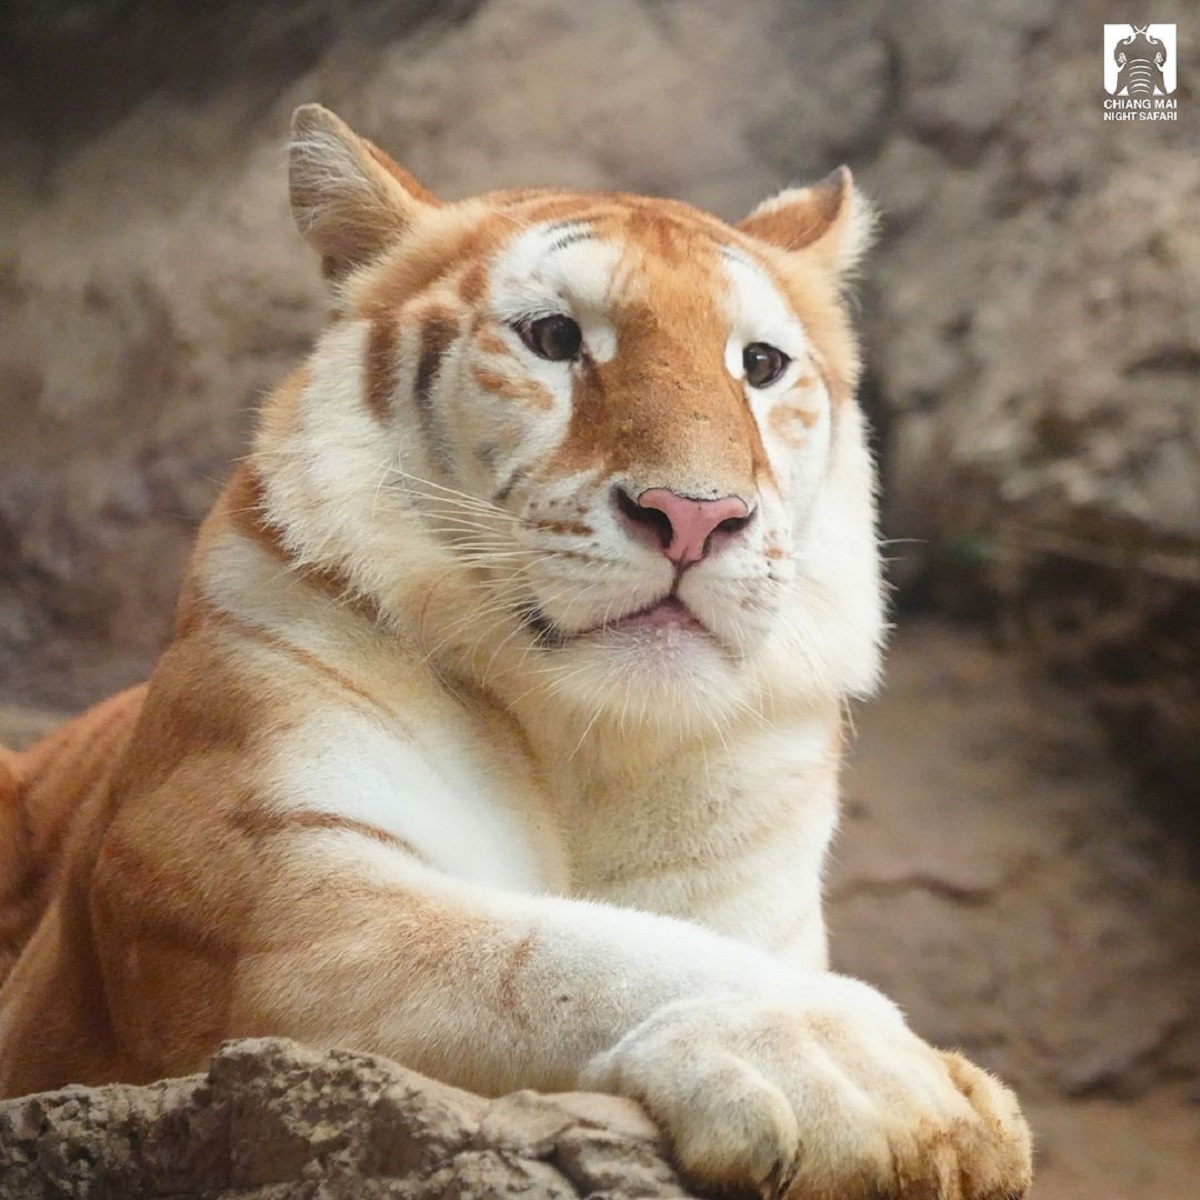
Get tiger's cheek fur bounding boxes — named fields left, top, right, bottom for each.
left=449, top=323, right=578, bottom=510
left=436, top=229, right=625, bottom=507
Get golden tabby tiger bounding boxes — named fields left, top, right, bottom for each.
left=0, top=105, right=1031, bottom=1198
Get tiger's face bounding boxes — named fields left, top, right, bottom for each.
left=268, top=107, right=884, bottom=730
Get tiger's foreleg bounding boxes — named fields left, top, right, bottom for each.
left=217, top=854, right=1031, bottom=1200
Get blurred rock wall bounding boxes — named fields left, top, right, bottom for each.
left=1, top=0, right=1196, bottom=791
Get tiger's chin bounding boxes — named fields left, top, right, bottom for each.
left=516, top=597, right=761, bottom=735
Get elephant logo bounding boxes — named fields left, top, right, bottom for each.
left=1104, top=24, right=1177, bottom=96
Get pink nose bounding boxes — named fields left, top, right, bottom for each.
left=625, top=487, right=752, bottom=567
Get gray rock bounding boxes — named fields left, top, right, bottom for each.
left=0, top=1039, right=692, bottom=1199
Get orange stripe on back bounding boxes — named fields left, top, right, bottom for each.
left=204, top=605, right=394, bottom=727
left=229, top=806, right=429, bottom=864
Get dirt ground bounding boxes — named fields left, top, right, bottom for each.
left=2, top=618, right=1197, bottom=1196
left=833, top=620, right=1200, bottom=1199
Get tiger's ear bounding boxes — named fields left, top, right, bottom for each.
left=738, top=167, right=875, bottom=278
left=289, top=104, right=441, bottom=281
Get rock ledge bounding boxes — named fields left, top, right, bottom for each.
left=0, top=1038, right=696, bottom=1199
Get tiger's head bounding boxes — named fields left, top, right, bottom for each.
left=256, top=105, right=884, bottom=734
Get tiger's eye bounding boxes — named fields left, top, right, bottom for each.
left=743, top=342, right=789, bottom=388
left=519, top=315, right=583, bottom=362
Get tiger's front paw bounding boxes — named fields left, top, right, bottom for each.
left=582, top=976, right=1031, bottom=1199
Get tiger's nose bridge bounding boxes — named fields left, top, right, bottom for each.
left=578, top=344, right=769, bottom=535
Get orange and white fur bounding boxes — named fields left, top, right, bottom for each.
left=0, top=106, right=1031, bottom=1198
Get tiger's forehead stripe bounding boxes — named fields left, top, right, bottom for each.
left=489, top=221, right=625, bottom=326
left=542, top=222, right=596, bottom=256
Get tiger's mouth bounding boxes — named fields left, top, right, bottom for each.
left=520, top=595, right=711, bottom=648
left=605, top=597, right=705, bottom=634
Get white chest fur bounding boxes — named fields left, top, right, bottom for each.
left=262, top=695, right=838, bottom=962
